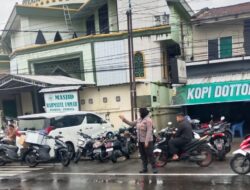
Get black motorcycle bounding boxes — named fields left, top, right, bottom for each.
left=24, top=134, right=71, bottom=167
left=118, top=127, right=137, bottom=155
left=0, top=139, right=28, bottom=166
left=194, top=121, right=232, bottom=161
left=74, top=131, right=94, bottom=164
left=110, top=132, right=130, bottom=163
left=153, top=127, right=213, bottom=168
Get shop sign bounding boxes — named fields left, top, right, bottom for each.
left=44, top=91, right=79, bottom=113
left=173, top=80, right=250, bottom=105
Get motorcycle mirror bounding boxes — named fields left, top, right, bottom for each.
left=220, top=116, right=225, bottom=121
left=168, top=122, right=173, bottom=126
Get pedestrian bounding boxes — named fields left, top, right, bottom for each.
left=119, top=108, right=158, bottom=173
left=4, top=124, right=17, bottom=145
left=169, top=112, right=193, bottom=160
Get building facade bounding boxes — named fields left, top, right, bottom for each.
left=1, top=0, right=193, bottom=129
left=172, top=2, right=250, bottom=135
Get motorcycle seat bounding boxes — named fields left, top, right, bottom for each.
left=3, top=144, right=19, bottom=152
left=183, top=139, right=199, bottom=151
left=193, top=128, right=209, bottom=135
left=39, top=145, right=51, bottom=150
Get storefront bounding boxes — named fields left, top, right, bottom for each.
left=172, top=75, right=250, bottom=136
left=0, top=74, right=92, bottom=121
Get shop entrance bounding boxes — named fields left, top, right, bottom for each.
left=186, top=101, right=250, bottom=137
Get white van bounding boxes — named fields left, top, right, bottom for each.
left=16, top=111, right=114, bottom=157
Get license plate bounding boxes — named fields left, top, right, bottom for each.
left=93, top=149, right=101, bottom=153
left=106, top=148, right=113, bottom=152
left=217, top=144, right=223, bottom=150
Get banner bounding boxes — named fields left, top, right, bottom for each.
left=172, top=80, right=250, bottom=105
left=44, top=91, right=79, bottom=113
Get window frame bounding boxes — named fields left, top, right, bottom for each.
left=134, top=51, right=146, bottom=78
left=86, top=15, right=96, bottom=35
left=86, top=114, right=103, bottom=124
left=219, top=36, right=232, bottom=59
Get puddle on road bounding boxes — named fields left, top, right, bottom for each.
left=1, top=175, right=250, bottom=190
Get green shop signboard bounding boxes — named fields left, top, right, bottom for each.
left=173, top=80, right=250, bottom=105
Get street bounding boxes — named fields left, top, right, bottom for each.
left=1, top=154, right=249, bottom=190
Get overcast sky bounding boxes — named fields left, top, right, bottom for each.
left=0, top=0, right=250, bottom=29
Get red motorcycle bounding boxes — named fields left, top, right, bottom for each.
left=230, top=135, right=250, bottom=175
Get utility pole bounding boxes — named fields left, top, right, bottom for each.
left=127, top=0, right=137, bottom=121
left=180, top=21, right=185, bottom=59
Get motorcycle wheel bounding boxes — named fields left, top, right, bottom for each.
left=217, top=150, right=226, bottom=161
left=153, top=151, right=168, bottom=168
left=59, top=149, right=71, bottom=167
left=73, top=150, right=82, bottom=164
left=230, top=154, right=250, bottom=175
left=0, top=159, right=6, bottom=166
left=25, top=152, right=39, bottom=168
left=111, top=150, right=119, bottom=163
left=128, top=142, right=137, bottom=154
left=0, top=151, right=6, bottom=166
left=99, top=152, right=106, bottom=162
left=66, top=143, right=75, bottom=160
left=196, top=146, right=213, bottom=167
left=224, top=131, right=233, bottom=144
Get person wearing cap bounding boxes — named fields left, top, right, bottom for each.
left=169, top=113, right=193, bottom=160
left=119, top=108, right=158, bottom=174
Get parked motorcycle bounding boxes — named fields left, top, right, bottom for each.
left=0, top=139, right=28, bottom=166
left=194, top=117, right=232, bottom=161
left=92, top=136, right=114, bottom=162
left=118, top=127, right=137, bottom=155
left=24, top=132, right=71, bottom=168
left=153, top=123, right=213, bottom=168
left=111, top=132, right=130, bottom=163
left=74, top=130, right=94, bottom=164
left=230, top=134, right=250, bottom=175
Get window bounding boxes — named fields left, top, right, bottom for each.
left=86, top=15, right=96, bottom=35
left=116, top=96, right=121, bottom=102
left=134, top=52, right=145, bottom=78
left=99, top=4, right=109, bottom=34
left=220, top=36, right=232, bottom=58
left=208, top=37, right=232, bottom=60
left=86, top=114, right=102, bottom=124
left=208, top=39, right=218, bottom=60
left=52, top=115, right=85, bottom=128
left=103, top=97, right=108, bottom=103
left=162, top=51, right=168, bottom=79
left=153, top=96, right=157, bottom=102
left=244, top=20, right=250, bottom=55
left=81, top=99, right=85, bottom=105
left=88, top=99, right=93, bottom=104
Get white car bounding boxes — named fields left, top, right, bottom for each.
left=16, top=111, right=114, bottom=157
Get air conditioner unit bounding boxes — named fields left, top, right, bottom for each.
left=154, top=14, right=169, bottom=26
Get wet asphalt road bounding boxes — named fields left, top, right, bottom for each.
left=0, top=155, right=250, bottom=190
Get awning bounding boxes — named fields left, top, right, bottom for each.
left=39, top=86, right=82, bottom=93
left=0, top=74, right=94, bottom=92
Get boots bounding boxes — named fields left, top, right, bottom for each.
left=139, top=168, right=148, bottom=173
